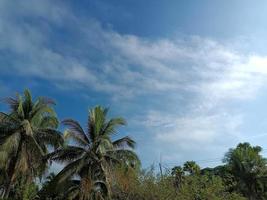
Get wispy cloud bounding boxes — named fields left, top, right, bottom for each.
left=1, top=0, right=267, bottom=100
left=1, top=0, right=267, bottom=166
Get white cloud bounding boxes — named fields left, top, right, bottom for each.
left=1, top=1, right=267, bottom=101
left=1, top=0, right=267, bottom=166
left=139, top=110, right=243, bottom=147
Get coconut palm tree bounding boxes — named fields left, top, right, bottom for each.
left=48, top=106, right=140, bottom=199
left=0, top=89, right=63, bottom=198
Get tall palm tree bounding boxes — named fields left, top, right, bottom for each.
left=48, top=106, right=140, bottom=199
left=0, top=89, right=63, bottom=198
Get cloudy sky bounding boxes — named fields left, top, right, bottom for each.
left=1, top=0, right=267, bottom=169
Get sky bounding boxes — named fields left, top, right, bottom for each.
left=1, top=0, right=267, bottom=169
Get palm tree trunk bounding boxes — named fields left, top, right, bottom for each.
left=100, top=162, right=112, bottom=200
left=3, top=139, right=22, bottom=198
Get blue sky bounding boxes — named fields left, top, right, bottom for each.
left=1, top=0, right=267, bottom=169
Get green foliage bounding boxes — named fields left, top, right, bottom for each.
left=183, top=161, right=201, bottom=175
left=224, top=142, right=267, bottom=199
left=18, top=182, right=38, bottom=200
left=171, top=166, right=185, bottom=190
left=47, top=106, right=139, bottom=200
left=111, top=166, right=245, bottom=200
left=177, top=174, right=245, bottom=200
left=0, top=176, right=39, bottom=200
left=1, top=90, right=267, bottom=199
left=0, top=89, right=63, bottom=198
left=112, top=167, right=177, bottom=200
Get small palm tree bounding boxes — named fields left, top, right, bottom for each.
left=49, top=106, right=140, bottom=199
left=183, top=161, right=200, bottom=175
left=0, top=89, right=63, bottom=198
left=171, top=166, right=185, bottom=190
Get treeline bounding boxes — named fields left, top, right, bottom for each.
left=0, top=90, right=266, bottom=200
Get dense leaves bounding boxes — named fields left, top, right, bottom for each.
left=223, top=143, right=267, bottom=199
left=0, top=89, right=63, bottom=199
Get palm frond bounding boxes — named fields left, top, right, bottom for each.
left=39, top=96, right=56, bottom=105
left=25, top=134, right=45, bottom=157
left=88, top=106, right=103, bottom=140
left=0, top=132, right=21, bottom=155
left=62, top=119, right=90, bottom=145
left=101, top=117, right=126, bottom=136
left=0, top=123, right=20, bottom=145
left=54, top=158, right=85, bottom=183
left=22, top=89, right=33, bottom=119
left=47, top=146, right=86, bottom=163
left=64, top=130, right=89, bottom=147
left=35, top=128, right=64, bottom=149
left=113, top=136, right=136, bottom=149
left=94, top=135, right=113, bottom=153
left=0, top=112, right=18, bottom=123
left=64, top=184, right=80, bottom=199
left=17, top=96, right=25, bottom=119
left=88, top=114, right=96, bottom=143
left=3, top=96, right=19, bottom=111
left=30, top=100, right=56, bottom=121
left=38, top=116, right=59, bottom=129
left=103, top=154, right=121, bottom=166
left=110, top=149, right=141, bottom=169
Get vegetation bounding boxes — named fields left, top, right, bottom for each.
left=0, top=89, right=267, bottom=199
left=0, top=90, right=63, bottom=198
